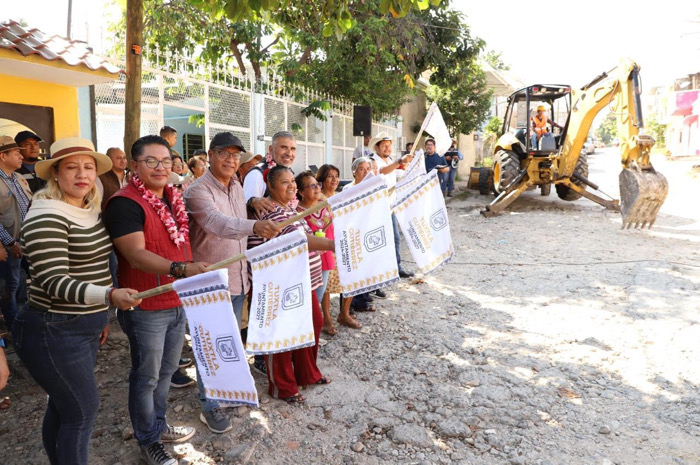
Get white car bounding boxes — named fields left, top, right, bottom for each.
left=584, top=138, right=596, bottom=155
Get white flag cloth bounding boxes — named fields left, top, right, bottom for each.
left=392, top=170, right=454, bottom=274
left=422, top=102, right=451, bottom=155
left=245, top=229, right=315, bottom=355
left=396, top=147, right=427, bottom=194
left=172, top=269, right=258, bottom=407
left=327, top=175, right=399, bottom=296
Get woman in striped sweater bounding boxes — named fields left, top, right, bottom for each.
left=12, top=138, right=141, bottom=465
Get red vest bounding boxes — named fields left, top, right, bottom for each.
left=108, top=184, right=192, bottom=311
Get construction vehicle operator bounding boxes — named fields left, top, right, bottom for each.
left=531, top=105, right=562, bottom=149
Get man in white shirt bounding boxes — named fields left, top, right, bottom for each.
left=368, top=132, right=414, bottom=278
left=352, top=134, right=372, bottom=160
left=243, top=131, right=296, bottom=216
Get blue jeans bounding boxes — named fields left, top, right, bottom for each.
left=117, top=306, right=186, bottom=447
left=315, top=270, right=330, bottom=302
left=0, top=253, right=22, bottom=330
left=197, top=293, right=245, bottom=413
left=437, top=171, right=447, bottom=194
left=447, top=166, right=457, bottom=194
left=12, top=306, right=108, bottom=465
left=391, top=213, right=403, bottom=272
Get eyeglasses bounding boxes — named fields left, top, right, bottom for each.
left=304, top=183, right=320, bottom=190
left=138, top=158, right=173, bottom=169
left=172, top=163, right=184, bottom=168
left=215, top=150, right=242, bottom=160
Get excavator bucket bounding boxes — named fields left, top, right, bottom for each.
left=619, top=165, right=668, bottom=229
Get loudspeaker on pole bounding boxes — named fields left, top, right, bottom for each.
left=353, top=105, right=372, bottom=136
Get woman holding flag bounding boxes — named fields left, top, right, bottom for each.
left=248, top=165, right=334, bottom=403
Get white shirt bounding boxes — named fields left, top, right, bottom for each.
left=243, top=168, right=266, bottom=201
left=353, top=145, right=372, bottom=160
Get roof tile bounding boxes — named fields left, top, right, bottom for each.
left=0, top=19, right=122, bottom=76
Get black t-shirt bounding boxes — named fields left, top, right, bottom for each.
left=104, top=196, right=172, bottom=240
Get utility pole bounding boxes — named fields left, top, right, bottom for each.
left=66, top=0, right=72, bottom=38
left=124, top=0, right=143, bottom=159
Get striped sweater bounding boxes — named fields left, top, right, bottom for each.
left=21, top=199, right=113, bottom=314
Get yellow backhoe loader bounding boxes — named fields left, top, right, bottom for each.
left=482, top=58, right=668, bottom=229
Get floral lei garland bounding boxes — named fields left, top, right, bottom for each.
left=131, top=174, right=189, bottom=248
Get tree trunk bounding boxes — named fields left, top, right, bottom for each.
left=124, top=0, right=143, bottom=161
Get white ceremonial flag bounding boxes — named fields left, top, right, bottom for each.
left=173, top=269, right=258, bottom=407
left=327, top=175, right=399, bottom=296
left=392, top=170, right=454, bottom=274
left=422, top=102, right=451, bottom=155
left=396, top=147, right=426, bottom=194
left=245, top=229, right=315, bottom=355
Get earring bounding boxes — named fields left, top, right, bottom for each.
left=54, top=178, right=58, bottom=181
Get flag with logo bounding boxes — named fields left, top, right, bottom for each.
left=396, top=148, right=426, bottom=195
left=327, top=175, right=399, bottom=296
left=245, top=228, right=315, bottom=355
left=422, top=102, right=452, bottom=155
left=172, top=269, right=258, bottom=407
left=392, top=170, right=454, bottom=274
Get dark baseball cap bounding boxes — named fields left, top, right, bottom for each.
left=209, top=132, right=246, bottom=152
left=15, top=130, right=42, bottom=145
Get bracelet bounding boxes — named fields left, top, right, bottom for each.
left=108, top=288, right=117, bottom=306
left=105, top=287, right=114, bottom=306
left=169, top=261, right=187, bottom=279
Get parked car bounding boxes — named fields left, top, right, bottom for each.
left=584, top=138, right=596, bottom=155
left=612, top=137, right=620, bottom=147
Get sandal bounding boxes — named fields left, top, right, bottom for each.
left=337, top=316, right=362, bottom=329
left=303, top=377, right=332, bottom=389
left=322, top=325, right=339, bottom=336
left=281, top=393, right=305, bottom=404
left=0, top=397, right=10, bottom=410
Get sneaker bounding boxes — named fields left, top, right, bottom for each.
left=399, top=270, right=415, bottom=279
left=178, top=357, right=193, bottom=368
left=161, top=424, right=195, bottom=443
left=374, top=289, right=387, bottom=299
left=253, top=356, right=267, bottom=375
left=200, top=408, right=232, bottom=433
left=170, top=369, right=195, bottom=388
left=141, top=442, right=177, bottom=465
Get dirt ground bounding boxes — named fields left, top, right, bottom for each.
left=1, top=148, right=699, bottom=465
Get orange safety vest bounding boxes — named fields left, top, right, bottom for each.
left=531, top=114, right=548, bottom=137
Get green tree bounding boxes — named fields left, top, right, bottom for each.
left=645, top=115, right=666, bottom=148
left=483, top=50, right=510, bottom=71
left=597, top=111, right=617, bottom=144
left=484, top=115, right=503, bottom=135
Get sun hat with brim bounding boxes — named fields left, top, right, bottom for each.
left=369, top=131, right=392, bottom=150
left=35, top=137, right=112, bottom=180
left=240, top=152, right=263, bottom=164
left=0, top=136, right=19, bottom=153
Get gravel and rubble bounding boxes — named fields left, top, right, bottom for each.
left=1, top=152, right=699, bottom=464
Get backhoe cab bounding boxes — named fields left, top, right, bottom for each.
left=483, top=59, right=668, bottom=229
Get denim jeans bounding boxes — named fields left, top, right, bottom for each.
left=12, top=306, right=108, bottom=465
left=315, top=270, right=330, bottom=302
left=0, top=253, right=22, bottom=330
left=437, top=171, right=447, bottom=194
left=391, top=213, right=403, bottom=273
left=117, top=306, right=185, bottom=447
left=197, top=293, right=245, bottom=413
left=446, top=166, right=457, bottom=194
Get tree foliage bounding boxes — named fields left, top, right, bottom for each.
left=484, top=116, right=503, bottom=135
left=596, top=111, right=617, bottom=144
left=483, top=50, right=510, bottom=71
left=645, top=115, right=666, bottom=148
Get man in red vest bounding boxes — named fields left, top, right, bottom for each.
left=104, top=135, right=209, bottom=465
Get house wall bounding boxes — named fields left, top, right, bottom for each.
left=399, top=92, right=427, bottom=150
left=0, top=74, right=80, bottom=139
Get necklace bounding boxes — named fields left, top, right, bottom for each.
left=131, top=174, right=189, bottom=248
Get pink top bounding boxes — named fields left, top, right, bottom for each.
left=298, top=204, right=335, bottom=271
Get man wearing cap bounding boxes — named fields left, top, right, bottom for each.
left=368, top=132, right=415, bottom=279
left=0, top=136, right=32, bottom=331
left=184, top=132, right=280, bottom=433
left=15, top=130, right=46, bottom=193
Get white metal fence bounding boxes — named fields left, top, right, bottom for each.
left=94, top=48, right=399, bottom=178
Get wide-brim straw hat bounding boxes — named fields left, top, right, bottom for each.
left=240, top=152, right=263, bottom=164
left=35, top=137, right=112, bottom=180
left=369, top=131, right=392, bottom=151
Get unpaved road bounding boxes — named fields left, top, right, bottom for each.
left=1, top=148, right=699, bottom=465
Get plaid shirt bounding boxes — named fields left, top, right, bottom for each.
left=0, top=170, right=30, bottom=245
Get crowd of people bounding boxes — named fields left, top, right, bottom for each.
left=0, top=124, right=467, bottom=465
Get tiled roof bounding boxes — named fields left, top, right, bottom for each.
left=0, top=20, right=122, bottom=76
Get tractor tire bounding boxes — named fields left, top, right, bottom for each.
left=477, top=167, right=492, bottom=195
left=555, top=151, right=589, bottom=201
left=540, top=183, right=551, bottom=196
left=493, top=150, right=520, bottom=195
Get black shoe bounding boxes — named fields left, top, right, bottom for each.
left=253, top=356, right=267, bottom=375
left=141, top=442, right=177, bottom=465
left=178, top=357, right=192, bottom=368
left=447, top=191, right=454, bottom=197
left=399, top=270, right=415, bottom=279
left=366, top=295, right=374, bottom=303
left=374, top=289, right=387, bottom=299
left=170, top=369, right=195, bottom=388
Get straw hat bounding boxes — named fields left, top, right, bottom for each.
left=35, top=137, right=112, bottom=180
left=240, top=152, right=263, bottom=164
left=0, top=135, right=19, bottom=153
left=368, top=131, right=392, bottom=150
